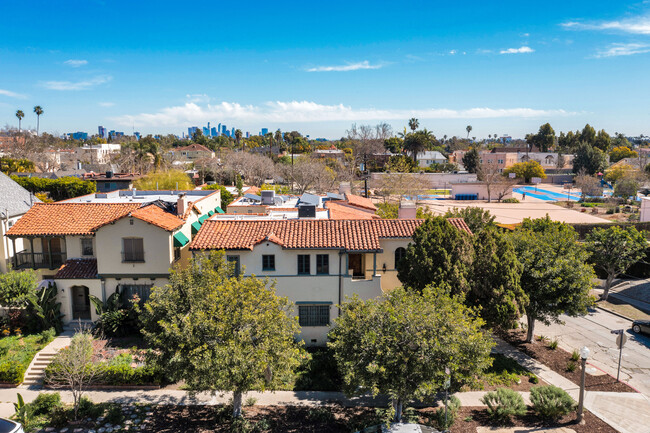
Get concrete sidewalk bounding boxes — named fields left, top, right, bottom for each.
left=494, top=337, right=650, bottom=433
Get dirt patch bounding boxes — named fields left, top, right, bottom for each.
left=138, top=404, right=616, bottom=433
left=451, top=407, right=617, bottom=433
left=499, top=329, right=636, bottom=393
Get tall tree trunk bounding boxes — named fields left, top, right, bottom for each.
left=602, top=273, right=615, bottom=301
left=392, top=398, right=403, bottom=422
left=526, top=315, right=535, bottom=343
left=232, top=390, right=243, bottom=418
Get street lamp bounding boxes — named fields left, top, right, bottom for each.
left=577, top=346, right=590, bottom=424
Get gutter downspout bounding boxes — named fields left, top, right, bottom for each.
left=338, top=250, right=344, bottom=316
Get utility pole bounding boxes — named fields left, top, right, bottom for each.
left=363, top=153, right=369, bottom=198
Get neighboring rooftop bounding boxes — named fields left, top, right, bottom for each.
left=63, top=189, right=217, bottom=205
left=0, top=171, right=41, bottom=218
left=54, top=258, right=98, bottom=279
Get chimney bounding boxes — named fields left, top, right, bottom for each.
left=398, top=200, right=417, bottom=219
left=177, top=194, right=187, bottom=216
left=132, top=187, right=137, bottom=197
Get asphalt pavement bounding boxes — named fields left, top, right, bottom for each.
left=532, top=307, right=650, bottom=397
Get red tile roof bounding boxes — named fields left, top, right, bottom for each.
left=6, top=203, right=141, bottom=236
left=131, top=204, right=184, bottom=231
left=447, top=218, right=473, bottom=235
left=54, top=258, right=98, bottom=279
left=345, top=194, right=377, bottom=211
left=191, top=218, right=471, bottom=252
left=174, top=143, right=213, bottom=153
left=325, top=201, right=378, bottom=220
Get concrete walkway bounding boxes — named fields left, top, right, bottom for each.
left=494, top=337, right=650, bottom=433
left=19, top=329, right=73, bottom=388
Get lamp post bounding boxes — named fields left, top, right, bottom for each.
left=577, top=346, right=590, bottom=424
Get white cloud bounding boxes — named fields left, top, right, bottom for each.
left=449, top=50, right=457, bottom=55
left=562, top=16, right=650, bottom=35
left=41, top=75, right=112, bottom=91
left=112, top=100, right=575, bottom=128
left=500, top=46, right=535, bottom=54
left=0, top=89, right=26, bottom=99
left=306, top=61, right=384, bottom=72
left=185, top=93, right=211, bottom=103
left=595, top=42, right=650, bottom=57
left=64, top=59, right=88, bottom=67
left=99, top=102, right=115, bottom=107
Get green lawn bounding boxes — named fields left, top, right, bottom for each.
left=0, top=331, right=54, bottom=384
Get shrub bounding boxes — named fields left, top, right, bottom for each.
left=566, top=361, right=577, bottom=372
left=432, top=395, right=461, bottom=430
left=549, top=339, right=559, bottom=350
left=480, top=388, right=527, bottom=422
left=244, top=397, right=257, bottom=407
left=77, top=397, right=103, bottom=419
left=39, top=328, right=56, bottom=344
left=104, top=405, right=124, bottom=425
left=30, top=392, right=61, bottom=416
left=502, top=198, right=520, bottom=203
left=306, top=407, right=334, bottom=423
left=0, top=361, right=26, bottom=384
left=528, top=374, right=539, bottom=384
left=49, top=407, right=72, bottom=428
left=530, top=385, right=575, bottom=420
left=571, top=350, right=580, bottom=362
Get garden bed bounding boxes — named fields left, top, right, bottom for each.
left=464, top=353, right=544, bottom=392
left=0, top=330, right=54, bottom=385
left=110, top=404, right=617, bottom=433
left=499, top=329, right=636, bottom=393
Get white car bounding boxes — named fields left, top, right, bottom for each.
left=0, top=419, right=23, bottom=433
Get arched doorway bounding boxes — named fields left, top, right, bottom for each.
left=71, top=286, right=91, bottom=320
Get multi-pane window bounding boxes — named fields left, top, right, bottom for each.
left=262, top=254, right=275, bottom=271
left=81, top=238, right=94, bottom=256
left=227, top=255, right=241, bottom=277
left=395, top=247, right=406, bottom=268
left=316, top=254, right=329, bottom=275
left=298, top=305, right=330, bottom=327
left=122, top=238, right=144, bottom=262
left=297, top=255, right=310, bottom=275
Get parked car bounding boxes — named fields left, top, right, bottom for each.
left=632, top=319, right=650, bottom=336
left=0, top=419, right=23, bottom=433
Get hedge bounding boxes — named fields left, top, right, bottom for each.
left=11, top=176, right=96, bottom=201
left=0, top=361, right=26, bottom=384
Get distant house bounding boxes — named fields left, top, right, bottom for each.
left=167, top=143, right=215, bottom=161
left=314, top=148, right=345, bottom=161
left=82, top=172, right=142, bottom=192
left=416, top=151, right=447, bottom=167
left=0, top=172, right=40, bottom=273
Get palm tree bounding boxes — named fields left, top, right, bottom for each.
left=235, top=129, right=243, bottom=151
left=33, top=106, right=44, bottom=136
left=408, top=118, right=419, bottom=132
left=466, top=125, right=472, bottom=139
left=15, top=110, right=24, bottom=133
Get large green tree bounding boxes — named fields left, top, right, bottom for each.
left=397, top=217, right=474, bottom=294
left=462, top=147, right=480, bottom=173
left=470, top=228, right=527, bottom=329
left=503, top=160, right=546, bottom=183
left=140, top=251, right=303, bottom=418
left=509, top=217, right=595, bottom=342
left=329, top=286, right=493, bottom=422
left=526, top=123, right=555, bottom=152
left=586, top=226, right=647, bottom=300
left=572, top=142, right=607, bottom=175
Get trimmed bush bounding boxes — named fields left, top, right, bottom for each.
left=30, top=392, right=62, bottom=416
left=530, top=385, right=576, bottom=420
left=432, top=395, right=461, bottom=430
left=549, top=339, right=559, bottom=350
left=480, top=388, right=527, bottom=422
left=0, top=361, right=25, bottom=384
left=502, top=198, right=520, bottom=203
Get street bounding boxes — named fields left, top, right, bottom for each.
left=533, top=307, right=650, bottom=397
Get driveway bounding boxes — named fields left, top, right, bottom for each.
left=532, top=308, right=650, bottom=397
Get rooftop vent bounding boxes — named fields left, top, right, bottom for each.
left=261, top=190, right=275, bottom=205
left=298, top=204, right=317, bottom=218
left=105, top=171, right=114, bottom=178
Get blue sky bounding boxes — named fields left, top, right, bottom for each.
left=1, top=0, right=650, bottom=139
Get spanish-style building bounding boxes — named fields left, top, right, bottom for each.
left=5, top=189, right=222, bottom=323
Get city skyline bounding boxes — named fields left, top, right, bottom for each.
left=1, top=1, right=650, bottom=139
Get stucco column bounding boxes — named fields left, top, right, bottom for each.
left=47, top=238, right=54, bottom=269
left=11, top=238, right=17, bottom=269
left=373, top=252, right=377, bottom=276
left=345, top=253, right=349, bottom=276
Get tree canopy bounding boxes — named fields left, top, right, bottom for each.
left=443, top=207, right=496, bottom=233
left=586, top=226, right=647, bottom=300
left=140, top=251, right=303, bottom=417
left=329, top=286, right=494, bottom=422
left=503, top=161, right=546, bottom=183
left=609, top=146, right=637, bottom=163
left=526, top=123, right=555, bottom=152
left=462, top=147, right=480, bottom=173
left=508, top=217, right=594, bottom=342
left=572, top=142, right=607, bottom=175
left=133, top=169, right=194, bottom=190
